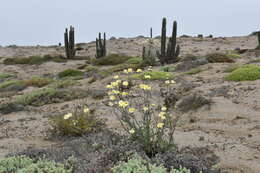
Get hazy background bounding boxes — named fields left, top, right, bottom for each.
left=0, top=0, right=259, bottom=46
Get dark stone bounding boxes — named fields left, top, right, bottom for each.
left=175, top=58, right=208, bottom=72
left=176, top=93, right=212, bottom=112
left=0, top=103, right=25, bottom=114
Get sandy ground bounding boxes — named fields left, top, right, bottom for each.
left=0, top=35, right=259, bottom=173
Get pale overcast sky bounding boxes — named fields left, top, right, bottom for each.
left=0, top=0, right=259, bottom=46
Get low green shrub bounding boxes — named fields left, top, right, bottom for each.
left=225, top=64, right=260, bottom=81
left=3, top=55, right=66, bottom=65
left=0, top=77, right=53, bottom=92
left=249, top=59, right=260, bottom=63
left=126, top=57, right=143, bottom=64
left=0, top=73, right=13, bottom=79
left=227, top=54, right=242, bottom=59
left=112, top=155, right=167, bottom=173
left=206, top=53, right=235, bottom=63
left=108, top=63, right=140, bottom=73
left=85, top=65, right=98, bottom=72
left=132, top=71, right=174, bottom=80
left=0, top=80, right=25, bottom=90
left=184, top=68, right=202, bottom=75
left=160, top=66, right=175, bottom=72
left=49, top=79, right=78, bottom=89
left=92, top=54, right=133, bottom=65
left=112, top=155, right=192, bottom=173
left=23, top=77, right=53, bottom=87
left=58, top=69, right=84, bottom=78
left=0, top=155, right=73, bottom=173
left=223, top=64, right=241, bottom=73
left=16, top=88, right=88, bottom=106
left=50, top=105, right=104, bottom=136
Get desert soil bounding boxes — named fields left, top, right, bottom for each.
left=0, top=35, right=259, bottom=173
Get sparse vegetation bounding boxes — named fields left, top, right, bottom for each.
left=49, top=79, right=78, bottom=89
left=112, top=154, right=192, bottom=173
left=106, top=70, right=177, bottom=155
left=85, top=65, right=98, bottom=72
left=160, top=66, right=175, bottom=72
left=0, top=155, right=74, bottom=173
left=16, top=88, right=88, bottom=106
left=225, top=64, right=260, bottom=81
left=0, top=77, right=53, bottom=92
left=126, top=57, right=143, bottom=64
left=206, top=53, right=235, bottom=63
left=23, top=77, right=53, bottom=87
left=132, top=71, right=174, bottom=80
left=58, top=69, right=84, bottom=78
left=224, top=64, right=241, bottom=73
left=0, top=73, right=13, bottom=79
left=226, top=54, right=242, bottom=59
left=108, top=63, right=140, bottom=73
left=50, top=105, right=104, bottom=136
left=3, top=55, right=66, bottom=65
left=184, top=68, right=202, bottom=75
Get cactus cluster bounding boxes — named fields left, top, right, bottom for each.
left=96, top=32, right=107, bottom=58
left=157, top=18, right=180, bottom=65
left=64, top=26, right=76, bottom=59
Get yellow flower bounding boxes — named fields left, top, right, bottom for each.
left=161, top=106, right=167, bottom=111
left=165, top=80, right=170, bottom=84
left=121, top=92, right=129, bottom=96
left=114, top=75, right=119, bottom=79
left=110, top=95, right=116, bottom=100
left=128, top=108, right=136, bottom=113
left=107, top=91, right=113, bottom=95
left=151, top=104, right=156, bottom=107
left=127, top=68, right=133, bottom=73
left=123, top=69, right=128, bottom=74
left=129, top=128, right=135, bottom=134
left=64, top=113, right=73, bottom=120
left=112, top=90, right=120, bottom=94
left=111, top=82, right=119, bottom=87
left=159, top=112, right=166, bottom=117
left=171, top=80, right=176, bottom=84
left=108, top=102, right=114, bottom=106
left=116, top=80, right=122, bottom=83
left=139, top=84, right=151, bottom=90
left=144, top=75, right=151, bottom=79
left=106, top=84, right=113, bottom=89
left=118, top=100, right=129, bottom=108
left=143, top=107, right=149, bottom=112
left=122, top=81, right=129, bottom=86
left=136, top=69, right=142, bottom=73
left=157, top=123, right=164, bottom=128
left=84, top=107, right=90, bottom=113
left=160, top=115, right=166, bottom=120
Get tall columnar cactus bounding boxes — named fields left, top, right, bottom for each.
left=96, top=32, right=107, bottom=58
left=150, top=27, right=153, bottom=38
left=64, top=26, right=76, bottom=59
left=257, top=32, right=260, bottom=49
left=157, top=18, right=180, bottom=65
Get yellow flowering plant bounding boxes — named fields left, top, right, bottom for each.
left=106, top=69, right=178, bottom=155
left=50, top=103, right=104, bottom=136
